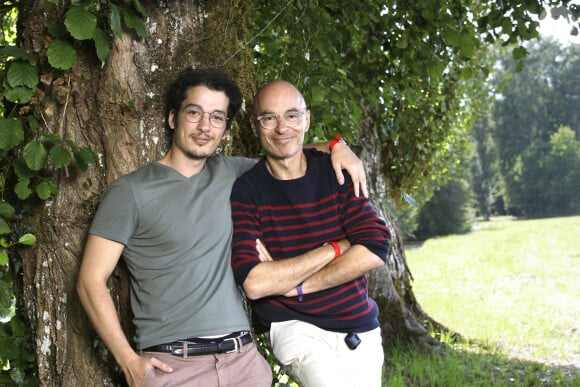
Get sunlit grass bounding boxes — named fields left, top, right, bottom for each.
left=393, top=215, right=580, bottom=386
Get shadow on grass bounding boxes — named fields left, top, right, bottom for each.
left=384, top=336, right=580, bottom=387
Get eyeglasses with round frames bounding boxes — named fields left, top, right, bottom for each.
left=255, top=110, right=305, bottom=130
left=181, top=105, right=228, bottom=129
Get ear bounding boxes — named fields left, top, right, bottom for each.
left=221, top=129, right=231, bottom=141
left=250, top=118, right=259, bottom=137
left=305, top=109, right=311, bottom=132
left=168, top=110, right=176, bottom=129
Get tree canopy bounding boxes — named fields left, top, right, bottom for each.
left=250, top=0, right=578, bottom=208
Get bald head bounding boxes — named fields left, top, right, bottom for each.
left=253, top=80, right=307, bottom=116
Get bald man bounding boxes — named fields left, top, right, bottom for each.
left=230, top=80, right=391, bottom=387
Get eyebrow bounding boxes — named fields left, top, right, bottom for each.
left=182, top=103, right=227, bottom=115
left=258, top=108, right=304, bottom=115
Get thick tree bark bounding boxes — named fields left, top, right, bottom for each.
left=357, top=108, right=442, bottom=352
left=16, top=1, right=255, bottom=385
left=15, top=1, right=438, bottom=385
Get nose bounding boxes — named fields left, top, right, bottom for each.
left=198, top=111, right=212, bottom=131
left=275, top=117, right=290, bottom=132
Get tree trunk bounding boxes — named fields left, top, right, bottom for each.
left=357, top=107, right=442, bottom=351
left=16, top=1, right=255, bottom=385
left=15, top=1, right=438, bottom=385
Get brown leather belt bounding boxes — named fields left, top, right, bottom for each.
left=142, top=331, right=252, bottom=357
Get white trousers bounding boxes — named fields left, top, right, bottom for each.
left=268, top=320, right=384, bottom=387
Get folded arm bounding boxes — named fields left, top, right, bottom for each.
left=254, top=239, right=384, bottom=297
left=242, top=238, right=350, bottom=300
left=287, top=244, right=385, bottom=297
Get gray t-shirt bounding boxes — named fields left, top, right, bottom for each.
left=89, top=155, right=256, bottom=349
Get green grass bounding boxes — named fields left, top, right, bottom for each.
left=390, top=216, right=580, bottom=386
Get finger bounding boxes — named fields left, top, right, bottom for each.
left=361, top=177, right=368, bottom=198
left=150, top=357, right=173, bottom=373
left=352, top=176, right=360, bottom=197
left=334, top=167, right=345, bottom=187
left=352, top=167, right=368, bottom=197
left=256, top=239, right=267, bottom=261
left=256, top=239, right=273, bottom=261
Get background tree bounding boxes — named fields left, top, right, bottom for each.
left=491, top=39, right=580, bottom=216
left=1, top=0, right=578, bottom=385
left=541, top=126, right=580, bottom=215
left=414, top=150, right=475, bottom=240
left=470, top=114, right=501, bottom=219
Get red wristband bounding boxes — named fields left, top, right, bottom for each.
left=329, top=241, right=341, bottom=259
left=329, top=134, right=346, bottom=152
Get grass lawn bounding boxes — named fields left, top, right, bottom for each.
left=395, top=215, right=580, bottom=386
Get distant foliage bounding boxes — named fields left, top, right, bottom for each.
left=488, top=40, right=580, bottom=218
left=414, top=178, right=475, bottom=240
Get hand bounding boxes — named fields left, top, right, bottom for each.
left=123, top=353, right=173, bottom=387
left=256, top=238, right=273, bottom=262
left=330, top=142, right=368, bottom=197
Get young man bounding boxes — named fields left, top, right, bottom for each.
left=76, top=68, right=366, bottom=387
left=230, top=80, right=391, bottom=387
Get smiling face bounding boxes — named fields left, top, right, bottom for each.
left=252, top=80, right=310, bottom=161
left=168, top=85, right=230, bottom=161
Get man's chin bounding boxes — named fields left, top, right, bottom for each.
left=186, top=151, right=212, bottom=160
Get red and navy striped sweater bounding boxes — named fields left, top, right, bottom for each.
left=230, top=149, right=391, bottom=333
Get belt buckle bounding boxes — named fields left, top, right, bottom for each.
left=169, top=341, right=188, bottom=358
left=224, top=337, right=240, bottom=353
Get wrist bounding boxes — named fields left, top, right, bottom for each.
left=329, top=134, right=346, bottom=152
left=296, top=283, right=304, bottom=302
left=324, top=241, right=341, bottom=259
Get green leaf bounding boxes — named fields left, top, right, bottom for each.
left=36, top=179, right=57, bottom=200
left=10, top=367, right=24, bottom=384
left=14, top=179, right=32, bottom=200
left=18, top=234, right=36, bottom=246
left=123, top=9, right=147, bottom=39
left=40, top=133, right=63, bottom=147
left=0, top=118, right=24, bottom=151
left=93, top=27, right=111, bottom=62
left=395, top=36, right=408, bottom=49
left=73, top=147, right=98, bottom=172
left=49, top=145, right=72, bottom=168
left=311, top=89, right=326, bottom=105
left=0, top=218, right=11, bottom=235
left=28, top=115, right=40, bottom=132
left=47, top=22, right=69, bottom=39
left=13, top=160, right=36, bottom=179
left=132, top=0, right=148, bottom=17
left=23, top=140, right=48, bottom=171
left=0, top=251, right=7, bottom=265
left=0, top=202, right=15, bottom=219
left=443, top=29, right=461, bottom=47
left=65, top=6, right=97, bottom=40
left=0, top=46, right=31, bottom=61
left=7, top=61, right=38, bottom=88
left=3, top=85, right=35, bottom=104
left=47, top=39, right=76, bottom=70
left=109, top=3, right=122, bottom=38
left=512, top=46, right=528, bottom=60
